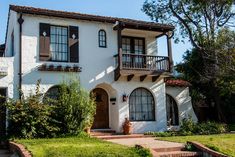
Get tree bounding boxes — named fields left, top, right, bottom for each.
left=142, top=0, right=235, bottom=122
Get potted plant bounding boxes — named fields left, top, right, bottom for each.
left=39, top=64, right=47, bottom=71
left=56, top=65, right=63, bottom=71
left=65, top=66, right=71, bottom=72
left=48, top=64, right=54, bottom=71
left=123, top=118, right=132, bottom=135
left=84, top=115, right=94, bottom=135
left=73, top=66, right=81, bottom=72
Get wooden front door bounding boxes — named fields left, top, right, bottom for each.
left=0, top=88, right=6, bottom=138
left=92, top=88, right=109, bottom=129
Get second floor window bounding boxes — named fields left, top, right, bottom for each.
left=50, top=26, right=68, bottom=61
left=98, top=29, right=107, bottom=48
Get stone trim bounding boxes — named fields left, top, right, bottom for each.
left=188, top=141, right=228, bottom=157
left=9, top=141, right=32, bottom=157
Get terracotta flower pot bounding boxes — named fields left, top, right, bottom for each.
left=123, top=118, right=132, bottom=135
left=84, top=127, right=91, bottom=134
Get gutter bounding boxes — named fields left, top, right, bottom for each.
left=17, top=13, right=24, bottom=99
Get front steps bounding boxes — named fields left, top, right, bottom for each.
left=91, top=130, right=202, bottom=157
left=91, top=129, right=153, bottom=139
left=152, top=146, right=202, bottom=157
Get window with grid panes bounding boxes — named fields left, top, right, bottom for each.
left=129, top=88, right=155, bottom=121
left=50, top=26, right=68, bottom=61
left=98, top=30, right=107, bottom=47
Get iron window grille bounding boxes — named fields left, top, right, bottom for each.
left=129, top=88, right=155, bottom=121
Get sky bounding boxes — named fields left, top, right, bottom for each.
left=0, top=0, right=191, bottom=63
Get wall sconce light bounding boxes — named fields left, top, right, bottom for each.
left=122, top=94, right=128, bottom=102
left=110, top=98, right=116, bottom=105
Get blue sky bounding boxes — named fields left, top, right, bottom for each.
left=0, top=0, right=191, bottom=63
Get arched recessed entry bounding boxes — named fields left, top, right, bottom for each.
left=44, top=85, right=61, bottom=101
left=166, top=94, right=179, bottom=126
left=129, top=88, right=155, bottom=121
left=91, top=88, right=109, bottom=129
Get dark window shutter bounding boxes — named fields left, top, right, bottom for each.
left=69, top=26, right=79, bottom=62
left=39, top=23, right=50, bottom=61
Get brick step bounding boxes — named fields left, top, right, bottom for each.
left=91, top=129, right=116, bottom=137
left=95, top=134, right=153, bottom=140
left=155, top=151, right=202, bottom=157
left=153, top=146, right=185, bottom=152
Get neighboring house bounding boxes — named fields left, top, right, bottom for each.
left=0, top=5, right=197, bottom=134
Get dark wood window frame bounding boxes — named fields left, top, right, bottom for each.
left=129, top=87, right=155, bottom=121
left=98, top=29, right=107, bottom=48
left=121, top=36, right=145, bottom=54
left=50, top=25, right=69, bottom=62
left=166, top=94, right=179, bottom=126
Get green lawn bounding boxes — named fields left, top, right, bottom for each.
left=158, top=134, right=235, bottom=157
left=16, top=136, right=151, bottom=157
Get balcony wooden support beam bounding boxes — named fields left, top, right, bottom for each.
left=167, top=32, right=173, bottom=73
left=140, top=75, right=147, bottom=82
left=114, top=68, right=121, bottom=81
left=152, top=75, right=160, bottom=82
left=127, top=74, right=134, bottom=81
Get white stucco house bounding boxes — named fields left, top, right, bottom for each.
left=0, top=5, right=197, bottom=135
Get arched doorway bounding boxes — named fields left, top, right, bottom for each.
left=166, top=94, right=179, bottom=126
left=91, top=88, right=109, bottom=129
left=129, top=88, right=155, bottom=121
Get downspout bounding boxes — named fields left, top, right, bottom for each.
left=17, top=13, right=24, bottom=99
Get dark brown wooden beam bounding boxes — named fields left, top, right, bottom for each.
left=140, top=75, right=147, bottom=82
left=114, top=68, right=121, bottom=81
left=167, top=32, right=173, bottom=73
left=127, top=74, right=134, bottom=81
left=152, top=75, right=160, bottom=82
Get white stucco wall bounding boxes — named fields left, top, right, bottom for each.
left=166, top=86, right=198, bottom=123
left=1, top=11, right=197, bottom=133
left=0, top=10, right=20, bottom=99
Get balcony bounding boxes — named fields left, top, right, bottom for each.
left=114, top=50, right=171, bottom=82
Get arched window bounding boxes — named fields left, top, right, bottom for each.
left=129, top=88, right=155, bottom=121
left=44, top=86, right=61, bottom=101
left=98, top=29, right=107, bottom=48
left=166, top=94, right=179, bottom=125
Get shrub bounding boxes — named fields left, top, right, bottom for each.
left=5, top=79, right=96, bottom=138
left=179, top=117, right=196, bottom=135
left=134, top=145, right=152, bottom=157
left=195, top=121, right=227, bottom=135
left=144, top=118, right=227, bottom=137
left=6, top=80, right=59, bottom=138
left=54, top=79, right=96, bottom=134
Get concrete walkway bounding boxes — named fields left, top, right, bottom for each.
left=106, top=137, right=184, bottom=149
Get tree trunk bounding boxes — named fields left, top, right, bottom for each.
left=212, top=82, right=227, bottom=122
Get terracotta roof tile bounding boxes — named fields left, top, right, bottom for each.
left=165, top=79, right=191, bottom=87
left=9, top=5, right=174, bottom=31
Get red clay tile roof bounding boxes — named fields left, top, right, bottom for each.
left=9, top=5, right=174, bottom=32
left=165, top=79, right=191, bottom=87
